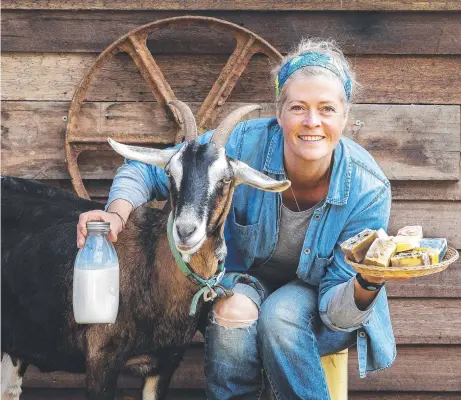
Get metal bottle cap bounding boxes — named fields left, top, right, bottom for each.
left=86, top=221, right=110, bottom=233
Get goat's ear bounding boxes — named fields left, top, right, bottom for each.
left=229, top=160, right=291, bottom=192
left=108, top=138, right=179, bottom=169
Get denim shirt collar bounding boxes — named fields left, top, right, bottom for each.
left=262, top=123, right=352, bottom=206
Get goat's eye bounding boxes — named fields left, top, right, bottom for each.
left=222, top=178, right=232, bottom=185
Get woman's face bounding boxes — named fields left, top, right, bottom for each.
left=277, top=74, right=347, bottom=164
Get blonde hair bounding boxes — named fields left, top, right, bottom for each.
left=272, top=38, right=358, bottom=115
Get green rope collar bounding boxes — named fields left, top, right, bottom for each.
left=167, top=213, right=225, bottom=316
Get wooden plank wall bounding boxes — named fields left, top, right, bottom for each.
left=2, top=1, right=461, bottom=399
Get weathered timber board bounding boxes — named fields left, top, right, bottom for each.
left=2, top=102, right=459, bottom=181
left=2, top=11, right=461, bottom=54
left=4, top=1, right=461, bottom=11
left=349, top=346, right=461, bottom=391
left=367, top=151, right=458, bottom=181
left=2, top=53, right=461, bottom=105
left=21, top=345, right=461, bottom=391
left=19, top=389, right=461, bottom=400
left=389, top=299, right=461, bottom=344
left=391, top=181, right=461, bottom=202
left=389, top=201, right=461, bottom=248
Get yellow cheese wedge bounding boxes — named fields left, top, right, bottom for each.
left=392, top=235, right=421, bottom=253
left=341, top=229, right=377, bottom=262
left=390, top=251, right=430, bottom=267
left=363, top=239, right=397, bottom=267
left=412, top=248, right=439, bottom=264
left=397, top=225, right=423, bottom=240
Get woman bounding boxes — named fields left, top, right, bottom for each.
left=77, top=39, right=401, bottom=399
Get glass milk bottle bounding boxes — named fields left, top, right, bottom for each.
left=73, top=222, right=119, bottom=324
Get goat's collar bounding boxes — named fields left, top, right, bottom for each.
left=167, top=213, right=226, bottom=316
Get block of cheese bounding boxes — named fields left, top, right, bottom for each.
left=419, top=238, right=448, bottom=262
left=392, top=235, right=421, bottom=253
left=397, top=225, right=423, bottom=239
left=341, top=229, right=377, bottom=262
left=376, top=228, right=390, bottom=240
left=391, top=250, right=430, bottom=267
left=412, top=248, right=439, bottom=264
left=363, top=239, right=397, bottom=267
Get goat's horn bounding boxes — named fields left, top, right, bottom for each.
left=211, top=105, right=262, bottom=147
left=107, top=138, right=178, bottom=169
left=168, top=100, right=197, bottom=141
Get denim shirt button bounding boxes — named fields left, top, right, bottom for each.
left=314, top=214, right=321, bottom=220
left=304, top=248, right=311, bottom=255
left=359, top=331, right=366, bottom=338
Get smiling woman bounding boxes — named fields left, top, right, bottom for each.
left=77, top=38, right=403, bottom=399
left=272, top=40, right=355, bottom=211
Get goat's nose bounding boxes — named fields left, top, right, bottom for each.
left=176, top=222, right=198, bottom=241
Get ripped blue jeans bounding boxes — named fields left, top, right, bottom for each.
left=203, top=273, right=356, bottom=400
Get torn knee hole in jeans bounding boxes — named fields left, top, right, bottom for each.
left=212, top=310, right=258, bottom=328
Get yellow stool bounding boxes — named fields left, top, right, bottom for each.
left=321, top=349, right=348, bottom=400
left=263, top=349, right=348, bottom=399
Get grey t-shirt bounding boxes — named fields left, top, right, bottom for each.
left=251, top=201, right=318, bottom=287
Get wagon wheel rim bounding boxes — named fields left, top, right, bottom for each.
left=65, top=15, right=282, bottom=199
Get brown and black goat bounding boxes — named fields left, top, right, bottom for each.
left=1, top=101, right=290, bottom=400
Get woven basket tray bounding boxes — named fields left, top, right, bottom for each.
left=344, top=247, right=459, bottom=279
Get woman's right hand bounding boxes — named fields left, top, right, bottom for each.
left=77, top=210, right=124, bottom=248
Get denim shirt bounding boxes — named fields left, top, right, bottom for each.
left=107, top=118, right=396, bottom=378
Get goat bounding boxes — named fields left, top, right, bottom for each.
left=1, top=101, right=290, bottom=400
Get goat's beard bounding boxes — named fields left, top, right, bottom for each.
left=178, top=234, right=207, bottom=261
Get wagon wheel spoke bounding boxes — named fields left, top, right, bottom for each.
left=66, top=145, right=88, bottom=199
left=121, top=34, right=183, bottom=140
left=195, top=34, right=257, bottom=133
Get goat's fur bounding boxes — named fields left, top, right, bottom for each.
left=2, top=176, right=210, bottom=399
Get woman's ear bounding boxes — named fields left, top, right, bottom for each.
left=276, top=107, right=282, bottom=126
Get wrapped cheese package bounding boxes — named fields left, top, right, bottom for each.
left=363, top=239, right=397, bottom=267
left=340, top=229, right=377, bottom=262
left=397, top=225, right=423, bottom=239
left=419, top=238, right=448, bottom=263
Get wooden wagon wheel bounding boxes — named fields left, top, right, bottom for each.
left=65, top=16, right=282, bottom=199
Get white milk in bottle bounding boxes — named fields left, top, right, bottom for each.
left=73, top=221, right=119, bottom=324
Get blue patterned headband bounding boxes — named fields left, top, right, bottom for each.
left=275, top=52, right=352, bottom=102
